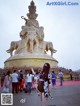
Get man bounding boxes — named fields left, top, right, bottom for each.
left=11, top=70, right=18, bottom=94
left=51, top=71, right=56, bottom=87
left=58, top=70, right=64, bottom=86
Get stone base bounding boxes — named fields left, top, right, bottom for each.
left=4, top=53, right=58, bottom=68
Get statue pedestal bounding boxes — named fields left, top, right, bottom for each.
left=4, top=53, right=58, bottom=68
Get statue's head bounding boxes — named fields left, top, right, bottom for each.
left=27, top=0, right=38, bottom=20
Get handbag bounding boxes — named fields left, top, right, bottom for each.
left=2, top=87, right=9, bottom=93
left=38, top=81, right=44, bottom=93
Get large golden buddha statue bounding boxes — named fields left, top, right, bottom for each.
left=4, top=0, right=58, bottom=68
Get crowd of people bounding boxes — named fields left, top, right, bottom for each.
left=0, top=63, right=64, bottom=98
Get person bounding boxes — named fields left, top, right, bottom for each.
left=21, top=78, right=25, bottom=91
left=51, top=71, right=56, bottom=87
left=31, top=68, right=41, bottom=95
left=25, top=69, right=34, bottom=93
left=70, top=73, right=73, bottom=80
left=1, top=72, right=5, bottom=87
left=18, top=70, right=23, bottom=92
left=58, top=70, right=64, bottom=86
left=11, top=70, right=19, bottom=94
left=38, top=63, right=51, bottom=98
left=3, top=71, right=11, bottom=92
left=34, top=71, right=40, bottom=92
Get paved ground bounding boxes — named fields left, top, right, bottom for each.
left=0, top=81, right=80, bottom=106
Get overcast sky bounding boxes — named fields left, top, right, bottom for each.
left=0, top=0, right=80, bottom=71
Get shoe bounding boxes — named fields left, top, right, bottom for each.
left=45, top=94, right=48, bottom=98
left=37, top=93, right=40, bottom=96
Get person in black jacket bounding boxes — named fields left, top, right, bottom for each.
left=18, top=70, right=23, bottom=92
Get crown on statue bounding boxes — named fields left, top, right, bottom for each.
left=27, top=0, right=38, bottom=20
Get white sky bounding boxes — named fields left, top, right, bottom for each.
left=0, top=0, right=80, bottom=71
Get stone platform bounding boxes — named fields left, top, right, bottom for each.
left=4, top=53, right=58, bottom=68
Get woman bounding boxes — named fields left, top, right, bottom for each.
left=25, top=69, right=34, bottom=93
left=2, top=71, right=11, bottom=93
left=38, top=63, right=51, bottom=98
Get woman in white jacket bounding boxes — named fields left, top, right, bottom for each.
left=25, top=69, right=34, bottom=93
